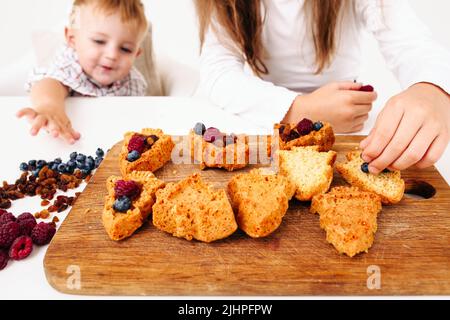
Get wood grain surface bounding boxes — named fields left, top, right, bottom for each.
left=44, top=136, right=450, bottom=296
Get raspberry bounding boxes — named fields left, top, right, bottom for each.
left=17, top=213, right=37, bottom=236
left=203, top=127, right=222, bottom=143
left=128, top=134, right=147, bottom=153
left=0, top=222, right=20, bottom=248
left=0, top=212, right=16, bottom=226
left=114, top=180, right=141, bottom=199
left=31, top=222, right=56, bottom=246
left=8, top=236, right=33, bottom=260
left=359, top=85, right=374, bottom=92
left=0, top=209, right=7, bottom=217
left=296, top=118, right=314, bottom=136
left=0, top=250, right=8, bottom=270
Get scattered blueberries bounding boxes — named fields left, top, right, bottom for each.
left=19, top=148, right=105, bottom=178
left=127, top=150, right=141, bottom=162
left=361, top=162, right=369, bottom=173
left=113, top=196, right=132, bottom=213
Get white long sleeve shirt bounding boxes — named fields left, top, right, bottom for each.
left=196, top=0, right=450, bottom=129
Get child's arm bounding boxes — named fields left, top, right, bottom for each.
left=360, top=82, right=450, bottom=173
left=283, top=81, right=377, bottom=133
left=17, top=78, right=80, bottom=144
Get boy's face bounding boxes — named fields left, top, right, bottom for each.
left=66, top=5, right=144, bottom=86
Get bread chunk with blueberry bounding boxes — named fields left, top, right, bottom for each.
left=274, top=119, right=335, bottom=152
left=103, top=171, right=165, bottom=241
left=335, top=151, right=405, bottom=204
left=152, top=173, right=237, bottom=242
left=119, top=128, right=174, bottom=177
left=277, top=146, right=337, bottom=201
left=311, top=186, right=382, bottom=257
left=227, top=169, right=296, bottom=238
left=189, top=123, right=249, bottom=171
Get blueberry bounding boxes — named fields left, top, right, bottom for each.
left=67, top=160, right=76, bottom=169
left=36, top=160, right=47, bottom=169
left=96, top=148, right=104, bottom=158
left=76, top=154, right=86, bottom=162
left=28, top=160, right=37, bottom=168
left=113, top=196, right=132, bottom=213
left=86, top=159, right=95, bottom=171
left=54, top=158, right=62, bottom=164
left=194, top=122, right=206, bottom=136
left=57, top=164, right=67, bottom=173
left=313, top=121, right=324, bottom=131
left=32, top=169, right=40, bottom=177
left=95, top=157, right=103, bottom=168
left=70, top=152, right=78, bottom=160
left=47, top=161, right=55, bottom=168
left=127, top=150, right=140, bottom=162
left=361, top=162, right=369, bottom=173
left=20, top=163, right=29, bottom=171
left=64, top=166, right=75, bottom=174
left=51, top=163, right=59, bottom=171
left=81, top=169, right=91, bottom=176
left=76, top=161, right=85, bottom=169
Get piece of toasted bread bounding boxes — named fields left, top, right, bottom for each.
left=103, top=171, right=165, bottom=241
left=227, top=169, right=296, bottom=238
left=335, top=151, right=405, bottom=204
left=277, top=146, right=337, bottom=201
left=119, top=128, right=175, bottom=177
left=189, top=130, right=249, bottom=171
left=311, top=186, right=382, bottom=257
left=273, top=122, right=335, bottom=152
left=152, top=173, right=238, bottom=242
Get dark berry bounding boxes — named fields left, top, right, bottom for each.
left=32, top=169, right=40, bottom=177
left=114, top=180, right=141, bottom=199
left=76, top=161, right=84, bottom=169
left=70, top=152, right=78, bottom=160
left=96, top=148, right=105, bottom=158
left=359, top=85, right=374, bottom=92
left=57, top=164, right=67, bottom=173
left=194, top=122, right=206, bottom=136
left=75, top=154, right=85, bottom=162
left=51, top=163, right=59, bottom=171
left=288, top=130, right=300, bottom=141
left=64, top=166, right=75, bottom=174
left=8, top=236, right=33, bottom=260
left=0, top=212, right=16, bottom=226
left=54, top=158, right=62, bottom=164
left=0, top=222, right=20, bottom=248
left=278, top=125, right=286, bottom=135
left=28, top=160, right=37, bottom=168
left=0, top=209, right=6, bottom=217
left=16, top=212, right=35, bottom=223
left=382, top=168, right=390, bottom=173
left=31, top=222, right=56, bottom=246
left=67, top=160, right=77, bottom=169
left=361, top=162, right=369, bottom=173
left=296, top=118, right=314, bottom=136
left=127, top=150, right=141, bottom=162
left=36, top=160, right=47, bottom=169
left=147, top=135, right=159, bottom=147
left=0, top=250, right=8, bottom=270
left=128, top=134, right=147, bottom=153
left=313, top=121, right=324, bottom=131
left=20, top=162, right=29, bottom=171
left=95, top=157, right=103, bottom=168
left=113, top=196, right=132, bottom=213
left=86, top=158, right=95, bottom=170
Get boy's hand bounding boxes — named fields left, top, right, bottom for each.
left=360, top=82, right=450, bottom=174
left=16, top=107, right=81, bottom=144
left=287, top=82, right=377, bottom=133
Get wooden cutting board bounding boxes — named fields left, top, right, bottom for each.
left=44, top=136, right=450, bottom=296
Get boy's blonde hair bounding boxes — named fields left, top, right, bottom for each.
left=71, top=0, right=148, bottom=38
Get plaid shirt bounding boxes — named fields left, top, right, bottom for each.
left=26, top=44, right=147, bottom=96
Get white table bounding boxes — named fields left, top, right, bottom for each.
left=0, top=97, right=448, bottom=299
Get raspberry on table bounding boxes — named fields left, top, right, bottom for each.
left=31, top=222, right=56, bottom=246
left=0, top=221, right=20, bottom=248
left=17, top=213, right=37, bottom=236
left=8, top=236, right=33, bottom=260
left=0, top=212, right=16, bottom=226
left=0, top=250, right=9, bottom=270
